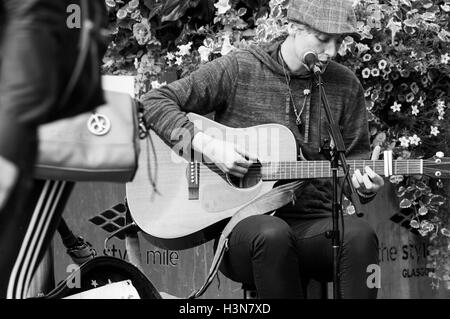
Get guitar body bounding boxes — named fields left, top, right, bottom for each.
left=126, top=113, right=298, bottom=250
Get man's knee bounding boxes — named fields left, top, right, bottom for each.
left=252, top=216, right=295, bottom=249
left=343, top=219, right=379, bottom=258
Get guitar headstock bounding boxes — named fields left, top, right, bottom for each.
left=423, top=153, right=450, bottom=179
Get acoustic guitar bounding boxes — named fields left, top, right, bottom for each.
left=126, top=113, right=450, bottom=250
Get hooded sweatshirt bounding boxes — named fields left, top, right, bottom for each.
left=142, top=41, right=372, bottom=219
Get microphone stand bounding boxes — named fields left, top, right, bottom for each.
left=312, top=66, right=364, bottom=300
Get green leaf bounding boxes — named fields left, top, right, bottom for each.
left=421, top=12, right=436, bottom=22
left=422, top=0, right=433, bottom=9
left=416, top=181, right=427, bottom=190
left=403, top=18, right=417, bottom=28
left=410, top=219, right=420, bottom=228
left=397, top=186, right=406, bottom=197
left=400, top=0, right=412, bottom=7
left=237, top=7, right=247, bottom=16
left=242, top=29, right=256, bottom=37
left=145, top=0, right=163, bottom=19
left=430, top=195, right=446, bottom=206
left=418, top=206, right=429, bottom=215
left=105, top=0, right=116, bottom=8
left=414, top=189, right=422, bottom=199
left=161, top=0, right=191, bottom=22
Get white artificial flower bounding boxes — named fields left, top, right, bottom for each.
left=378, top=59, right=388, bottom=70
left=362, top=53, right=372, bottom=62
left=175, top=56, right=183, bottom=66
left=198, top=45, right=212, bottom=62
left=373, top=43, right=382, bottom=53
left=166, top=52, right=175, bottom=60
left=417, top=96, right=425, bottom=107
left=441, top=53, right=450, bottom=64
left=355, top=43, right=370, bottom=54
left=362, top=68, right=371, bottom=78
left=409, top=134, right=421, bottom=146
left=214, top=0, right=231, bottom=15
left=436, top=100, right=446, bottom=119
left=431, top=126, right=440, bottom=136
left=150, top=80, right=167, bottom=89
left=391, top=101, right=402, bottom=112
left=437, top=99, right=446, bottom=108
left=221, top=34, right=234, bottom=56
left=177, top=42, right=193, bottom=56
left=399, top=136, right=410, bottom=147
left=411, top=104, right=419, bottom=116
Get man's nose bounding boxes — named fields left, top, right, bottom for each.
left=323, top=40, right=338, bottom=59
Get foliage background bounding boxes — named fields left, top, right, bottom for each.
left=101, top=0, right=450, bottom=289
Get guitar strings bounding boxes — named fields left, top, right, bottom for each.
left=170, top=165, right=439, bottom=178
left=146, top=159, right=442, bottom=177
left=169, top=162, right=426, bottom=172
left=150, top=166, right=448, bottom=183
left=159, top=164, right=430, bottom=173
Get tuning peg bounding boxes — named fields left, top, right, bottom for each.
left=436, top=151, right=444, bottom=158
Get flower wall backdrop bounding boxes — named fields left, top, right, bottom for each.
left=102, top=0, right=450, bottom=288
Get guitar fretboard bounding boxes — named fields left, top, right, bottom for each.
left=261, top=160, right=423, bottom=180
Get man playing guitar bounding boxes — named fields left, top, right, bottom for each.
left=141, top=0, right=384, bottom=298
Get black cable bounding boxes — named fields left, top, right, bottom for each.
left=57, top=218, right=78, bottom=249
left=336, top=167, right=350, bottom=299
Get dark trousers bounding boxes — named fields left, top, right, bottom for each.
left=219, top=214, right=379, bottom=299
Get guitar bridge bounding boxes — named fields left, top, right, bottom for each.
left=187, top=161, right=200, bottom=200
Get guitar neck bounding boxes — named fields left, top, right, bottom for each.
left=261, top=159, right=423, bottom=180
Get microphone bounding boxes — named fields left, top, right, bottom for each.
left=303, top=51, right=322, bottom=74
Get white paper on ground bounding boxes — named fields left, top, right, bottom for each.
left=64, top=280, right=140, bottom=299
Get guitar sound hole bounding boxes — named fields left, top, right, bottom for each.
left=226, top=162, right=262, bottom=189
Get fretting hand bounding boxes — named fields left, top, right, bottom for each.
left=351, top=145, right=385, bottom=195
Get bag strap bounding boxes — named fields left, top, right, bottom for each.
left=188, top=180, right=306, bottom=299
left=59, top=0, right=97, bottom=108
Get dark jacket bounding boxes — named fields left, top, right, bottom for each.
left=0, top=0, right=106, bottom=167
